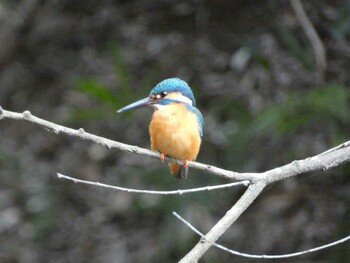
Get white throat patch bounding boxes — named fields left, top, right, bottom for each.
left=152, top=104, right=166, bottom=110
left=152, top=92, right=193, bottom=111
left=176, top=95, right=193, bottom=105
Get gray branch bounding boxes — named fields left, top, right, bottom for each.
left=0, top=107, right=256, bottom=181
left=179, top=181, right=266, bottom=263
left=173, top=212, right=350, bottom=259
left=57, top=173, right=249, bottom=195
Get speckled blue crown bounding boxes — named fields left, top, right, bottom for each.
left=150, top=78, right=196, bottom=106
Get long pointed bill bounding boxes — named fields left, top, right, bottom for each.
left=117, top=97, right=151, bottom=113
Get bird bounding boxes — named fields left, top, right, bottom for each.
left=117, top=78, right=204, bottom=179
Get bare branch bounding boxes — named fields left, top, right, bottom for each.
left=179, top=181, right=266, bottom=262
left=320, top=140, right=350, bottom=155
left=2, top=108, right=350, bottom=184
left=262, top=146, right=350, bottom=184
left=0, top=107, right=255, bottom=181
left=177, top=144, right=350, bottom=261
left=173, top=212, right=350, bottom=259
left=57, top=173, right=249, bottom=195
left=290, top=0, right=327, bottom=72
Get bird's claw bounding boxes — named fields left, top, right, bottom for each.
left=160, top=153, right=165, bottom=162
left=183, top=159, right=189, bottom=168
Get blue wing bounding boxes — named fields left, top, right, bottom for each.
left=186, top=105, right=204, bottom=137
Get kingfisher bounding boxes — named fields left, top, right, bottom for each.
left=117, top=78, right=204, bottom=179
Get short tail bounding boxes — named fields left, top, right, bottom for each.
left=169, top=163, right=188, bottom=179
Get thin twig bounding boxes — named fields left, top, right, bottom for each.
left=179, top=181, right=267, bottom=263
left=57, top=173, right=249, bottom=195
left=173, top=212, right=350, bottom=259
left=290, top=0, right=327, bottom=72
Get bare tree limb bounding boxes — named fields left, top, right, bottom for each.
left=0, top=107, right=254, bottom=181
left=320, top=140, right=350, bottom=155
left=179, top=147, right=350, bottom=261
left=173, top=212, right=350, bottom=259
left=179, top=181, right=266, bottom=262
left=290, top=0, right=327, bottom=72
left=1, top=107, right=350, bottom=184
left=57, top=173, right=249, bottom=195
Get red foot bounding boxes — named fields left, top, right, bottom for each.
left=184, top=159, right=189, bottom=168
left=160, top=153, right=165, bottom=162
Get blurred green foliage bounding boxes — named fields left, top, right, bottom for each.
left=277, top=25, right=314, bottom=69
left=332, top=7, right=350, bottom=39
left=73, top=44, right=160, bottom=122
left=215, top=84, right=350, bottom=171
left=255, top=84, right=350, bottom=136
left=73, top=46, right=130, bottom=121
left=112, top=45, right=131, bottom=96
left=332, top=207, right=350, bottom=262
left=30, top=201, right=59, bottom=241
left=77, top=79, right=119, bottom=106
left=74, top=79, right=119, bottom=121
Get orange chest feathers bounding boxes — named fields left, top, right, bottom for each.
left=149, top=103, right=201, bottom=161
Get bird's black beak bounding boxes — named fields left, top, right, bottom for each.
left=117, top=97, right=152, bottom=113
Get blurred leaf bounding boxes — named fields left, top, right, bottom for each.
left=254, top=105, right=283, bottom=134
left=255, top=85, right=350, bottom=136
left=277, top=26, right=313, bottom=69
left=73, top=43, right=163, bottom=122
left=310, top=84, right=350, bottom=120
left=30, top=194, right=60, bottom=241
left=112, top=44, right=155, bottom=110
left=213, top=98, right=252, bottom=124
left=332, top=7, right=350, bottom=39
left=331, top=207, right=350, bottom=262
left=77, top=79, right=118, bottom=105
left=70, top=108, right=108, bottom=122
left=112, top=44, right=130, bottom=93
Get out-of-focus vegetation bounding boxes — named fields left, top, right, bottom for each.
left=0, top=0, right=350, bottom=262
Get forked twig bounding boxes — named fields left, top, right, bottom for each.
left=173, top=212, right=350, bottom=259
left=57, top=173, right=249, bottom=195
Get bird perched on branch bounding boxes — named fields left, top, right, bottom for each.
left=117, top=78, right=204, bottom=179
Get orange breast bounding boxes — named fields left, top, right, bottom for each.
left=149, top=103, right=201, bottom=162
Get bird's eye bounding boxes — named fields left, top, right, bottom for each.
left=160, top=91, right=167, bottom=97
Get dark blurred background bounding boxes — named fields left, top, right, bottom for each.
left=0, top=0, right=350, bottom=262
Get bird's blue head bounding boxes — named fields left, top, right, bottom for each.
left=117, top=78, right=196, bottom=113
left=149, top=78, right=196, bottom=106
left=117, top=78, right=204, bottom=137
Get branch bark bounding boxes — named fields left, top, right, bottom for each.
left=179, top=181, right=266, bottom=262
left=173, top=212, right=350, bottom=259
left=57, top=173, right=249, bottom=195
left=0, top=107, right=257, bottom=181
